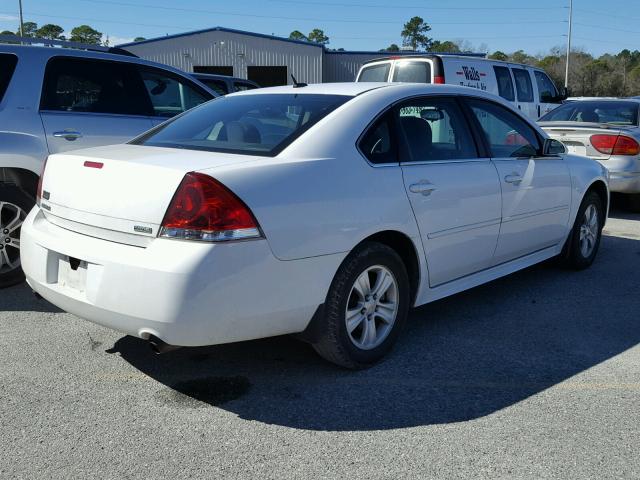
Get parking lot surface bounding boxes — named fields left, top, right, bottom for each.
left=2, top=205, right=640, bottom=479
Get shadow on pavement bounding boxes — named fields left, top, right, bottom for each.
left=108, top=234, right=640, bottom=431
left=0, top=283, right=63, bottom=313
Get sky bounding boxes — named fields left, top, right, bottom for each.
left=0, top=0, right=637, bottom=56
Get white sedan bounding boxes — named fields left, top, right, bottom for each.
left=21, top=83, right=609, bottom=368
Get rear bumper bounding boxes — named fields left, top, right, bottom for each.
left=596, top=158, right=640, bottom=194
left=21, top=208, right=342, bottom=346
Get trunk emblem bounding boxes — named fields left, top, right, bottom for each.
left=134, top=225, right=153, bottom=235
left=83, top=161, right=104, bottom=169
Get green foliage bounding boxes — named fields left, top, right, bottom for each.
left=430, top=40, right=461, bottom=54
left=133, top=37, right=146, bottom=42
left=18, top=21, right=38, bottom=37
left=69, top=25, right=102, bottom=45
left=289, top=30, right=308, bottom=41
left=308, top=28, right=329, bottom=45
left=35, top=24, right=65, bottom=40
left=380, top=43, right=400, bottom=52
left=488, top=51, right=508, bottom=61
left=401, top=16, right=432, bottom=51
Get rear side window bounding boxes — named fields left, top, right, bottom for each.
left=40, top=57, right=151, bottom=116
left=0, top=54, right=17, bottom=103
left=493, top=66, right=515, bottom=102
left=396, top=97, right=477, bottom=162
left=135, top=94, right=351, bottom=156
left=534, top=71, right=558, bottom=102
left=139, top=67, right=210, bottom=118
left=392, top=61, right=431, bottom=83
left=359, top=111, right=397, bottom=164
left=466, top=98, right=540, bottom=158
left=512, top=68, right=534, bottom=103
left=358, top=63, right=391, bottom=82
left=234, top=81, right=257, bottom=92
left=201, top=79, right=228, bottom=96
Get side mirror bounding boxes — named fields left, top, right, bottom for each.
left=543, top=138, right=566, bottom=156
left=557, top=86, right=569, bottom=101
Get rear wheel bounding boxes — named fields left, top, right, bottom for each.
left=561, top=191, right=603, bottom=270
left=312, top=242, right=410, bottom=369
left=0, top=184, right=33, bottom=288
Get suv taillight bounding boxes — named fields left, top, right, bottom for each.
left=36, top=157, right=48, bottom=206
left=160, top=172, right=262, bottom=242
left=590, top=134, right=640, bottom=156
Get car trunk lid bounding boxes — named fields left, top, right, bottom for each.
left=39, top=144, right=261, bottom=244
left=538, top=121, right=628, bottom=160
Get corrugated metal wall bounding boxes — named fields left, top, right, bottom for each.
left=323, top=52, right=394, bottom=82
left=124, top=30, right=324, bottom=84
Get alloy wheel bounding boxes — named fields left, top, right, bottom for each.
left=579, top=203, right=599, bottom=258
left=345, top=265, right=399, bottom=350
left=0, top=202, right=26, bottom=273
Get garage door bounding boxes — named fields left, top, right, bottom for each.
left=193, top=66, right=234, bottom=76
left=247, top=66, right=288, bottom=87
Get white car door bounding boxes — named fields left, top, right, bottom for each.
left=395, top=96, right=502, bottom=287
left=533, top=69, right=563, bottom=118
left=464, top=97, right=572, bottom=264
left=39, top=56, right=154, bottom=154
left=510, top=66, right=537, bottom=120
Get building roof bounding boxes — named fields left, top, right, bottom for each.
left=117, top=26, right=325, bottom=48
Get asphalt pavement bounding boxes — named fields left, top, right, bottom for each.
left=1, top=204, right=639, bottom=479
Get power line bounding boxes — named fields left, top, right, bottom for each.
left=574, top=22, right=640, bottom=36
left=269, top=0, right=566, bottom=10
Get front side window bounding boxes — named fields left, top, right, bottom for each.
left=494, top=66, right=515, bottom=102
left=139, top=67, right=210, bottom=118
left=135, top=93, right=351, bottom=156
left=534, top=71, right=558, bottom=103
left=512, top=68, right=534, bottom=103
left=396, top=97, right=477, bottom=162
left=0, top=54, right=18, bottom=103
left=467, top=98, right=540, bottom=158
left=392, top=61, right=431, bottom=83
left=359, top=111, right=397, bottom=164
left=540, top=101, right=639, bottom=126
left=40, top=57, right=150, bottom=115
left=358, top=63, right=391, bottom=82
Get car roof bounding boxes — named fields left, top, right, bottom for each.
left=227, top=82, right=395, bottom=97
left=191, top=72, right=257, bottom=84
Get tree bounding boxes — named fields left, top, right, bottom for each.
left=35, top=24, right=65, bottom=40
left=69, top=25, right=102, bottom=45
left=307, top=28, right=329, bottom=45
left=380, top=43, right=400, bottom=52
left=401, top=16, right=432, bottom=51
left=488, top=51, right=508, bottom=61
left=430, top=40, right=461, bottom=53
left=133, top=37, right=146, bottom=42
left=17, top=21, right=38, bottom=37
left=289, top=30, right=308, bottom=41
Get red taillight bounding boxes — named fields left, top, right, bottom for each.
left=434, top=75, right=445, bottom=84
left=590, top=134, right=640, bottom=156
left=36, top=157, right=48, bottom=205
left=160, top=172, right=261, bottom=242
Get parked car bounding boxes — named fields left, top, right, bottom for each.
left=538, top=98, right=640, bottom=210
left=0, top=38, right=216, bottom=287
left=191, top=72, right=259, bottom=95
left=21, top=83, right=608, bottom=368
left=356, top=54, right=568, bottom=119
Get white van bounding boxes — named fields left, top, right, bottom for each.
left=356, top=55, right=568, bottom=120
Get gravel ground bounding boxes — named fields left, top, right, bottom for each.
left=1, top=205, right=639, bottom=479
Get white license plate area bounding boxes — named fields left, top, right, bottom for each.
left=565, top=144, right=587, bottom=156
left=58, top=257, right=88, bottom=292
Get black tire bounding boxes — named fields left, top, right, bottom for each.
left=561, top=191, right=604, bottom=270
left=0, top=183, right=34, bottom=288
left=312, top=242, right=410, bottom=369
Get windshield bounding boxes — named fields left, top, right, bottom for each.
left=540, top=101, right=639, bottom=126
left=134, top=93, right=351, bottom=156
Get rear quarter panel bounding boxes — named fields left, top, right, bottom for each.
left=563, top=153, right=610, bottom=225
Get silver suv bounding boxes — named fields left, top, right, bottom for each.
left=0, top=38, right=216, bottom=287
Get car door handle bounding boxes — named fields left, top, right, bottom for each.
left=52, top=130, right=82, bottom=141
left=409, top=181, right=437, bottom=196
left=504, top=174, right=523, bottom=185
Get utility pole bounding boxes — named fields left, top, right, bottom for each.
left=18, top=0, right=24, bottom=36
left=564, top=0, right=573, bottom=88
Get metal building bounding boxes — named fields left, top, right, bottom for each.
left=119, top=27, right=484, bottom=85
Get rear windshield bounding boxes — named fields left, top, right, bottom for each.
left=392, top=61, right=431, bottom=83
left=540, top=101, right=639, bottom=126
left=358, top=63, right=391, bottom=82
left=134, top=93, right=351, bottom=156
left=0, top=54, right=18, bottom=102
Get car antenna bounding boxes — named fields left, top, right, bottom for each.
left=291, top=74, right=308, bottom=88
